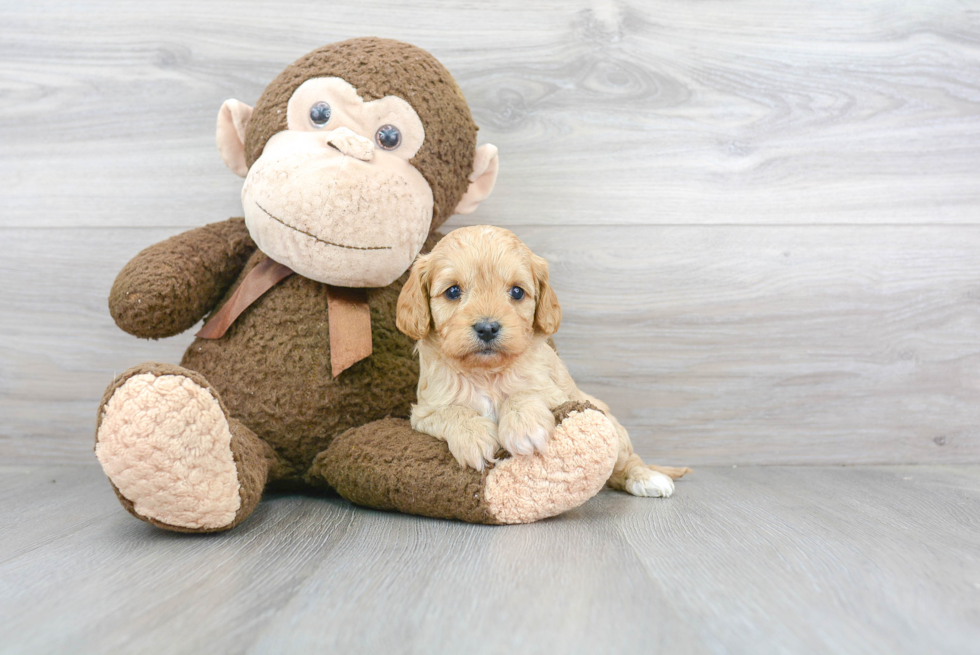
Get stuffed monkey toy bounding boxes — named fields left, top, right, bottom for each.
left=95, top=38, right=621, bottom=532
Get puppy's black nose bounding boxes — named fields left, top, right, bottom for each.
left=473, top=320, right=501, bottom=343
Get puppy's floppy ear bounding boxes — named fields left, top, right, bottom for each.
left=531, top=254, right=561, bottom=335
left=396, top=254, right=432, bottom=340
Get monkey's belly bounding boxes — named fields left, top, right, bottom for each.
left=179, top=270, right=419, bottom=480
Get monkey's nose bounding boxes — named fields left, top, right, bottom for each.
left=322, top=127, right=374, bottom=162
left=473, top=320, right=501, bottom=343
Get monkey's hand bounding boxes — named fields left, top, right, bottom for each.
left=411, top=405, right=500, bottom=471
left=498, top=394, right=556, bottom=457
left=109, top=218, right=255, bottom=339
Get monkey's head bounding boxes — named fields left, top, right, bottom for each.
left=216, top=38, right=498, bottom=287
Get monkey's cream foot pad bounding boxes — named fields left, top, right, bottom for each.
left=95, top=371, right=242, bottom=530
left=484, top=407, right=619, bottom=524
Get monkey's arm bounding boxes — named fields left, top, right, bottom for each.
left=109, top=218, right=256, bottom=339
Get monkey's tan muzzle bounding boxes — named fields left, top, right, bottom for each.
left=322, top=127, right=374, bottom=161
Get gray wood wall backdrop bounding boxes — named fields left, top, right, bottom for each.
left=2, top=0, right=979, bottom=466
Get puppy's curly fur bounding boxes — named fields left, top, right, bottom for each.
left=396, top=225, right=690, bottom=497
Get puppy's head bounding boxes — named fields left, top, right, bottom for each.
left=396, top=225, right=561, bottom=369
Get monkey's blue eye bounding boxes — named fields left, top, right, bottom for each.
left=376, top=124, right=401, bottom=150
left=309, top=102, right=331, bottom=127
left=509, top=286, right=526, bottom=300
left=444, top=285, right=461, bottom=300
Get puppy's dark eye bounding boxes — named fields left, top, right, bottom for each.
left=509, top=286, right=526, bottom=300
left=444, top=285, right=462, bottom=300
left=309, top=102, right=331, bottom=127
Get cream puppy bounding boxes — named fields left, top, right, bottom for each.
left=396, top=225, right=690, bottom=498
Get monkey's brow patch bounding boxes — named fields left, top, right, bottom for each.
left=255, top=202, right=392, bottom=251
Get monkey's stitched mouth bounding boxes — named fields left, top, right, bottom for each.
left=255, top=202, right=392, bottom=251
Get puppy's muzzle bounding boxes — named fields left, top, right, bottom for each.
left=473, top=320, right=501, bottom=343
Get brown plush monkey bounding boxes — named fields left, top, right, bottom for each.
left=95, top=38, right=620, bottom=532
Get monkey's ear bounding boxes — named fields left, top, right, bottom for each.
left=531, top=254, right=561, bottom=336
left=454, top=144, right=499, bottom=215
left=216, top=99, right=254, bottom=177
left=396, top=254, right=432, bottom=340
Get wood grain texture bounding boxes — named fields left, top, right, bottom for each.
left=1, top=465, right=978, bottom=654
left=1, top=0, right=978, bottom=228
left=3, top=225, right=978, bottom=465
left=2, top=0, right=980, bottom=465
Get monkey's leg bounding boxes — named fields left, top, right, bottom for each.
left=95, top=363, right=280, bottom=533
left=307, top=401, right=618, bottom=524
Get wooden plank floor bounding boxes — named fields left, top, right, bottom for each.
left=2, top=465, right=978, bottom=654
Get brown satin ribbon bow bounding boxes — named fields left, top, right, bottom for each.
left=196, top=257, right=373, bottom=378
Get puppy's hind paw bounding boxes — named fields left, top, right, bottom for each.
left=626, top=469, right=675, bottom=498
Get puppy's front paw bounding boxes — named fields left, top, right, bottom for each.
left=498, top=407, right=554, bottom=457
left=625, top=468, right=675, bottom=498
left=445, top=417, right=499, bottom=472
